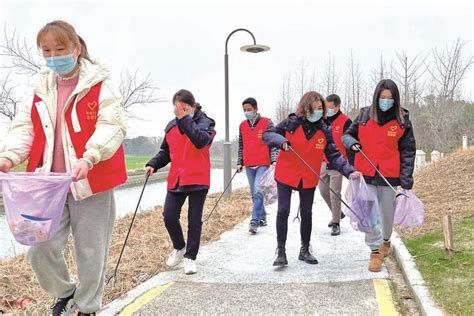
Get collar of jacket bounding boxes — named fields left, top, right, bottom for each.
left=284, top=113, right=324, bottom=133
left=34, top=58, right=109, bottom=100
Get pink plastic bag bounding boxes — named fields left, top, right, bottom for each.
left=344, top=175, right=380, bottom=233
left=394, top=189, right=425, bottom=227
left=256, top=167, right=278, bottom=204
left=0, top=172, right=72, bottom=245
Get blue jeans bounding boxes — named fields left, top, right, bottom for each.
left=245, top=166, right=269, bottom=223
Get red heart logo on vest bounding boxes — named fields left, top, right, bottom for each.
left=318, top=138, right=324, bottom=144
left=88, top=101, right=98, bottom=111
left=390, top=125, right=397, bottom=131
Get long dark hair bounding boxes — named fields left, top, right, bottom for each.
left=295, top=91, right=326, bottom=118
left=369, top=79, right=405, bottom=125
left=172, top=89, right=202, bottom=110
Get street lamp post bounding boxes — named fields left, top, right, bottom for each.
left=224, top=28, right=270, bottom=198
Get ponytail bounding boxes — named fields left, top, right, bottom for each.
left=77, top=35, right=92, bottom=62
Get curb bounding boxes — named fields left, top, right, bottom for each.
left=100, top=274, right=173, bottom=315
left=391, top=231, right=444, bottom=316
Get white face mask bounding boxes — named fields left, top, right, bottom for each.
left=307, top=110, right=323, bottom=122
left=45, top=49, right=78, bottom=75
left=244, top=111, right=256, bottom=120
left=327, top=108, right=339, bottom=117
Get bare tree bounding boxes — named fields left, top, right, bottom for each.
left=307, top=67, right=318, bottom=92
left=0, top=72, right=19, bottom=120
left=119, top=70, right=166, bottom=119
left=321, top=52, right=339, bottom=96
left=275, top=73, right=294, bottom=122
left=345, top=50, right=364, bottom=111
left=409, top=71, right=427, bottom=110
left=0, top=26, right=164, bottom=121
left=0, top=27, right=41, bottom=76
left=369, top=53, right=393, bottom=88
left=427, top=38, right=474, bottom=102
left=392, top=51, right=429, bottom=108
left=294, top=59, right=312, bottom=99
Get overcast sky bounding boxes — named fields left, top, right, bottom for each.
left=0, top=0, right=472, bottom=141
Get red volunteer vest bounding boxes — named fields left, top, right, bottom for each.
left=275, top=126, right=326, bottom=189
left=166, top=125, right=211, bottom=189
left=27, top=82, right=127, bottom=194
left=240, top=117, right=271, bottom=167
left=331, top=113, right=349, bottom=160
left=355, top=118, right=403, bottom=178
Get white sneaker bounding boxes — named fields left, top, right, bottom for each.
left=166, top=248, right=185, bottom=267
left=184, top=258, right=197, bottom=275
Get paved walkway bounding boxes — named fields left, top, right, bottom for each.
left=102, top=184, right=398, bottom=315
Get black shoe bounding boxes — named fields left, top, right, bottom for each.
left=331, top=223, right=341, bottom=236
left=298, top=245, right=318, bottom=264
left=259, top=219, right=268, bottom=227
left=327, top=221, right=334, bottom=228
left=273, top=245, right=288, bottom=266
left=249, top=220, right=258, bottom=234
left=78, top=313, right=96, bottom=316
left=51, top=292, right=74, bottom=316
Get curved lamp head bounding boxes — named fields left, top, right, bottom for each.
left=240, top=44, right=270, bottom=53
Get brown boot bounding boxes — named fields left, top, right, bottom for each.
left=380, top=240, right=391, bottom=258
left=368, top=252, right=383, bottom=272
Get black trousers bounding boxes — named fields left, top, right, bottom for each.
left=163, top=189, right=208, bottom=260
left=276, top=182, right=316, bottom=247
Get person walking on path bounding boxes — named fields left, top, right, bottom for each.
left=263, top=91, right=358, bottom=267
left=343, top=79, right=416, bottom=272
left=319, top=94, right=355, bottom=236
left=0, top=20, right=127, bottom=315
left=236, top=97, right=278, bottom=234
left=145, top=89, right=216, bottom=275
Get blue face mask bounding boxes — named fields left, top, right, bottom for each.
left=244, top=111, right=256, bottom=120
left=307, top=110, right=323, bottom=122
left=326, top=108, right=336, bottom=117
left=378, top=99, right=394, bottom=112
left=45, top=53, right=77, bottom=75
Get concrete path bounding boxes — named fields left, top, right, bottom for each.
left=102, top=184, right=399, bottom=315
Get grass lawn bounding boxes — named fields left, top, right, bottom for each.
left=124, top=155, right=149, bottom=171
left=11, top=156, right=150, bottom=172
left=12, top=162, right=26, bottom=172
left=405, top=215, right=474, bottom=314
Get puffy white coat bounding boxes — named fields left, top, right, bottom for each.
left=0, top=59, right=127, bottom=200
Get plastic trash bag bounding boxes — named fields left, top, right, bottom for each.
left=256, top=167, right=278, bottom=205
left=343, top=175, right=380, bottom=233
left=0, top=172, right=72, bottom=245
left=394, top=189, right=425, bottom=227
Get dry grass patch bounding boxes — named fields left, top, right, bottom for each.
left=397, top=146, right=474, bottom=238
left=0, top=188, right=251, bottom=314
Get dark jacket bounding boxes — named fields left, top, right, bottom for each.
left=342, top=106, right=416, bottom=189
left=262, top=113, right=354, bottom=179
left=237, top=114, right=279, bottom=166
left=146, top=109, right=216, bottom=192
left=323, top=110, right=355, bottom=167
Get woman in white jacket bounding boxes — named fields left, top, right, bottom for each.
left=0, top=21, right=126, bottom=316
